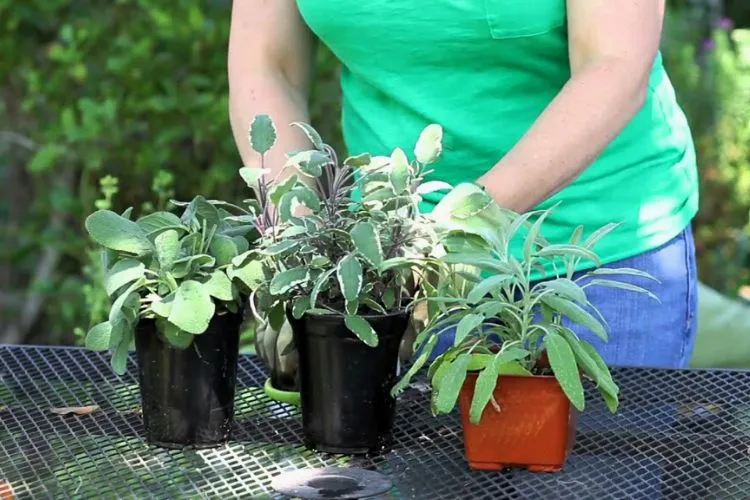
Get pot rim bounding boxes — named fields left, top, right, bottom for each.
left=290, top=306, right=411, bottom=321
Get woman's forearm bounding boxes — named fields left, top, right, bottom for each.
left=477, top=58, right=648, bottom=213
left=229, top=70, right=312, bottom=178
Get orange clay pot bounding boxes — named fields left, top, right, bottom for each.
left=458, top=371, right=577, bottom=472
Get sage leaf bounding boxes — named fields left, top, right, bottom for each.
left=416, top=180, right=453, bottom=196
left=136, top=212, right=183, bottom=235
left=250, top=114, right=277, bottom=154
left=523, top=209, right=552, bottom=262
left=351, top=222, right=383, bottom=268
left=203, top=270, right=234, bottom=301
left=344, top=315, right=378, bottom=347
left=389, top=148, right=410, bottom=194
left=168, top=280, right=215, bottom=334
left=343, top=153, right=371, bottom=167
left=208, top=234, right=238, bottom=267
left=541, top=294, right=608, bottom=341
left=111, top=339, right=130, bottom=375
left=268, top=174, right=298, bottom=205
left=159, top=321, right=193, bottom=349
left=467, top=274, right=514, bottom=303
left=286, top=150, right=327, bottom=177
left=150, top=295, right=174, bottom=317
left=239, top=167, right=271, bottom=187
left=85, top=322, right=112, bottom=351
left=586, top=278, right=660, bottom=302
left=310, top=268, right=335, bottom=308
left=269, top=267, right=309, bottom=295
left=433, top=353, right=469, bottom=415
left=337, top=254, right=363, bottom=304
left=291, top=121, right=324, bottom=150
left=292, top=297, right=311, bottom=319
left=583, top=222, right=620, bottom=249
left=104, top=259, right=145, bottom=296
left=85, top=210, right=153, bottom=256
left=154, top=230, right=180, bottom=271
left=414, top=124, right=443, bottom=164
left=588, top=267, right=660, bottom=281
left=539, top=278, right=587, bottom=304
left=469, top=362, right=500, bottom=424
left=454, top=313, right=484, bottom=347
left=452, top=192, right=493, bottom=220
left=544, top=331, right=585, bottom=411
left=392, top=335, right=439, bottom=397
left=279, top=186, right=321, bottom=221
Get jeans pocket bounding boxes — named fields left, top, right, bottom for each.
left=484, top=0, right=566, bottom=39
left=681, top=224, right=699, bottom=366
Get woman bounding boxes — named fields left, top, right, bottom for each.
left=228, top=1, right=699, bottom=368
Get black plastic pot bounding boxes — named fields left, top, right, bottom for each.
left=134, top=311, right=242, bottom=449
left=288, top=310, right=409, bottom=455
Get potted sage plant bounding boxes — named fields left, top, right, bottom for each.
left=243, top=114, right=444, bottom=454
left=392, top=184, right=660, bottom=471
left=83, top=195, right=260, bottom=449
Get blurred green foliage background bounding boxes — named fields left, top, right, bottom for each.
left=1, top=0, right=749, bottom=346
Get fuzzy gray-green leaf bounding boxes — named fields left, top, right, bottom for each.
left=136, top=212, right=184, bottom=236
left=433, top=353, right=469, bottom=415
left=389, top=148, right=410, bottom=194
left=85, top=322, right=112, bottom=352
left=85, top=210, right=153, bottom=256
left=351, top=222, right=383, bottom=268
left=168, top=280, right=215, bottom=334
left=208, top=234, right=238, bottom=267
left=468, top=362, right=500, bottom=424
left=269, top=174, right=299, bottom=205
left=159, top=321, right=193, bottom=349
left=337, top=254, right=363, bottom=304
left=467, top=274, right=514, bottom=303
left=454, top=313, right=484, bottom=347
left=204, top=270, right=234, bottom=301
left=539, top=278, right=587, bottom=304
left=154, top=230, right=180, bottom=271
left=541, top=294, right=608, bottom=341
left=544, top=331, right=585, bottom=411
left=250, top=114, right=277, bottom=154
left=344, top=315, right=378, bottom=347
left=104, top=259, right=146, bottom=296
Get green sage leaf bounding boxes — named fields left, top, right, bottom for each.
left=136, top=212, right=183, bottom=235
left=433, top=353, right=469, bottom=415
left=541, top=294, right=608, bottom=341
left=454, top=313, right=484, bottom=347
left=291, top=121, right=323, bottom=150
left=204, top=270, right=234, bottom=301
left=85, top=322, right=112, bottom=352
left=544, top=331, right=585, bottom=411
left=104, top=259, right=146, bottom=296
left=168, top=280, right=215, bottom=334
left=154, top=230, right=180, bottom=271
left=85, top=210, right=153, bottom=256
left=208, top=234, right=238, bottom=267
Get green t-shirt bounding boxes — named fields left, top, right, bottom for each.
left=297, top=0, right=699, bottom=276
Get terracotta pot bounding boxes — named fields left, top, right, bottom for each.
left=458, top=371, right=577, bottom=472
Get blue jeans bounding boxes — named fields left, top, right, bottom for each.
left=427, top=224, right=699, bottom=368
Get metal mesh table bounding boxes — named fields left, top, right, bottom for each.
left=2, top=345, right=750, bottom=499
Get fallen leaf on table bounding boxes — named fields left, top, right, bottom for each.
left=49, top=405, right=99, bottom=416
left=0, top=481, right=14, bottom=500
left=0, top=406, right=7, bottom=412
